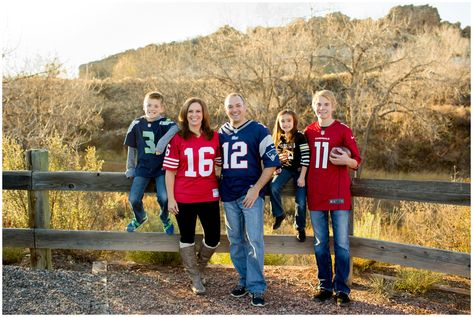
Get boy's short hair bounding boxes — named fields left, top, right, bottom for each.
left=312, top=90, right=337, bottom=110
left=143, top=91, right=164, bottom=107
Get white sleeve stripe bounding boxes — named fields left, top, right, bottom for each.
left=164, top=157, right=179, bottom=163
left=259, top=135, right=274, bottom=157
left=163, top=163, right=178, bottom=169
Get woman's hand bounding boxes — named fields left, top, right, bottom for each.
left=168, top=198, right=179, bottom=215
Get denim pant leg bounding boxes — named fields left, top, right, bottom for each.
left=331, top=210, right=351, bottom=295
left=224, top=199, right=248, bottom=287
left=293, top=171, right=307, bottom=230
left=269, top=169, right=292, bottom=217
left=155, top=174, right=169, bottom=223
left=128, top=177, right=151, bottom=223
left=310, top=210, right=333, bottom=292
left=241, top=197, right=266, bottom=294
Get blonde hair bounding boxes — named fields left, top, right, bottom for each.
left=312, top=90, right=338, bottom=110
left=272, top=109, right=299, bottom=148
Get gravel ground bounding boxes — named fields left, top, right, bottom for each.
left=3, top=262, right=470, bottom=315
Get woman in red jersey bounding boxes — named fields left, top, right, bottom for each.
left=163, top=97, right=221, bottom=295
left=304, top=90, right=361, bottom=307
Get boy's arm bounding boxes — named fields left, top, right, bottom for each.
left=155, top=125, right=179, bottom=155
left=125, top=146, right=137, bottom=178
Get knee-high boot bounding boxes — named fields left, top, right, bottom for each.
left=197, top=240, right=219, bottom=285
left=180, top=244, right=206, bottom=295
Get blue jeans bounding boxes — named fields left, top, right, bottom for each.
left=224, top=196, right=266, bottom=294
left=269, top=169, right=307, bottom=230
left=310, top=210, right=351, bottom=295
left=128, top=175, right=169, bottom=224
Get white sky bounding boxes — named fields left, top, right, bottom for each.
left=2, top=0, right=471, bottom=78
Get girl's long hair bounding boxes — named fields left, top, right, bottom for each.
left=178, top=97, right=214, bottom=140
left=272, top=109, right=299, bottom=148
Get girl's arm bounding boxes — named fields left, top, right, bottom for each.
left=297, top=166, right=307, bottom=187
left=297, top=132, right=310, bottom=187
left=165, top=170, right=179, bottom=214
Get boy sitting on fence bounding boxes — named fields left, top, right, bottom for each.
left=124, top=91, right=179, bottom=234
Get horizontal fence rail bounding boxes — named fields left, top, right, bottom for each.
left=3, top=228, right=470, bottom=277
left=3, top=168, right=471, bottom=278
left=3, top=171, right=470, bottom=205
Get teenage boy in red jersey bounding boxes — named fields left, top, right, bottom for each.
left=304, top=90, right=361, bottom=307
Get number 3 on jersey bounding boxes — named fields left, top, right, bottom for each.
left=314, top=141, right=329, bottom=169
left=222, top=141, right=248, bottom=169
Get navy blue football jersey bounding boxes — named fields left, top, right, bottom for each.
left=218, top=120, right=280, bottom=202
left=124, top=116, right=177, bottom=177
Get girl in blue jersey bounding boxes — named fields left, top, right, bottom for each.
left=123, top=91, right=179, bottom=233
left=269, top=109, right=310, bottom=242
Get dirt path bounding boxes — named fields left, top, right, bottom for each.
left=3, top=262, right=470, bottom=315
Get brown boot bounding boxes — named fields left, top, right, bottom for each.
left=180, top=244, right=206, bottom=295
left=197, top=240, right=219, bottom=285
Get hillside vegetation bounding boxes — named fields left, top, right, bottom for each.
left=3, top=4, right=470, bottom=176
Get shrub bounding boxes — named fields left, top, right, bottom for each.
left=2, top=248, right=26, bottom=265
left=394, top=268, right=442, bottom=294
left=369, top=275, right=396, bottom=298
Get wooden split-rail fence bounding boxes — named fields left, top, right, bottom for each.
left=2, top=149, right=471, bottom=278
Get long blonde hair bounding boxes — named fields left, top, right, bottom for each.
left=272, top=109, right=299, bottom=148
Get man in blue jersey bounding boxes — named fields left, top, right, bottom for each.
left=219, top=93, right=280, bottom=307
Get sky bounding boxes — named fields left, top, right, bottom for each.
left=2, top=0, right=471, bottom=78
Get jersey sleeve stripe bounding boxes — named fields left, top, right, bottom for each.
left=163, top=162, right=178, bottom=169
left=259, top=135, right=275, bottom=157
left=299, top=142, right=310, bottom=166
left=164, top=157, right=179, bottom=163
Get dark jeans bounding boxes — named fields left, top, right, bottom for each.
left=175, top=201, right=220, bottom=247
left=128, top=175, right=169, bottom=224
left=269, top=168, right=307, bottom=230
left=310, top=210, right=351, bottom=295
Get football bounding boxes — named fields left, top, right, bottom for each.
left=330, top=146, right=352, bottom=158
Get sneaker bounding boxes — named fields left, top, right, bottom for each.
left=251, top=293, right=266, bottom=307
left=296, top=229, right=306, bottom=242
left=335, top=292, right=350, bottom=307
left=126, top=215, right=148, bottom=232
left=163, top=218, right=174, bottom=235
left=272, top=214, right=286, bottom=230
left=312, top=289, right=333, bottom=302
left=230, top=285, right=248, bottom=298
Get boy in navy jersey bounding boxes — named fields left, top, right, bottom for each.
left=219, top=93, right=280, bottom=307
left=124, top=91, right=179, bottom=233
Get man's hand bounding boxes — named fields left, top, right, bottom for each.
left=242, top=186, right=259, bottom=208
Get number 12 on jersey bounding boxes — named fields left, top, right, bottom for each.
left=314, top=141, right=329, bottom=169
left=221, top=141, right=248, bottom=169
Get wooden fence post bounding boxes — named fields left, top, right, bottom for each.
left=26, top=149, right=52, bottom=270
left=347, top=172, right=356, bottom=286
